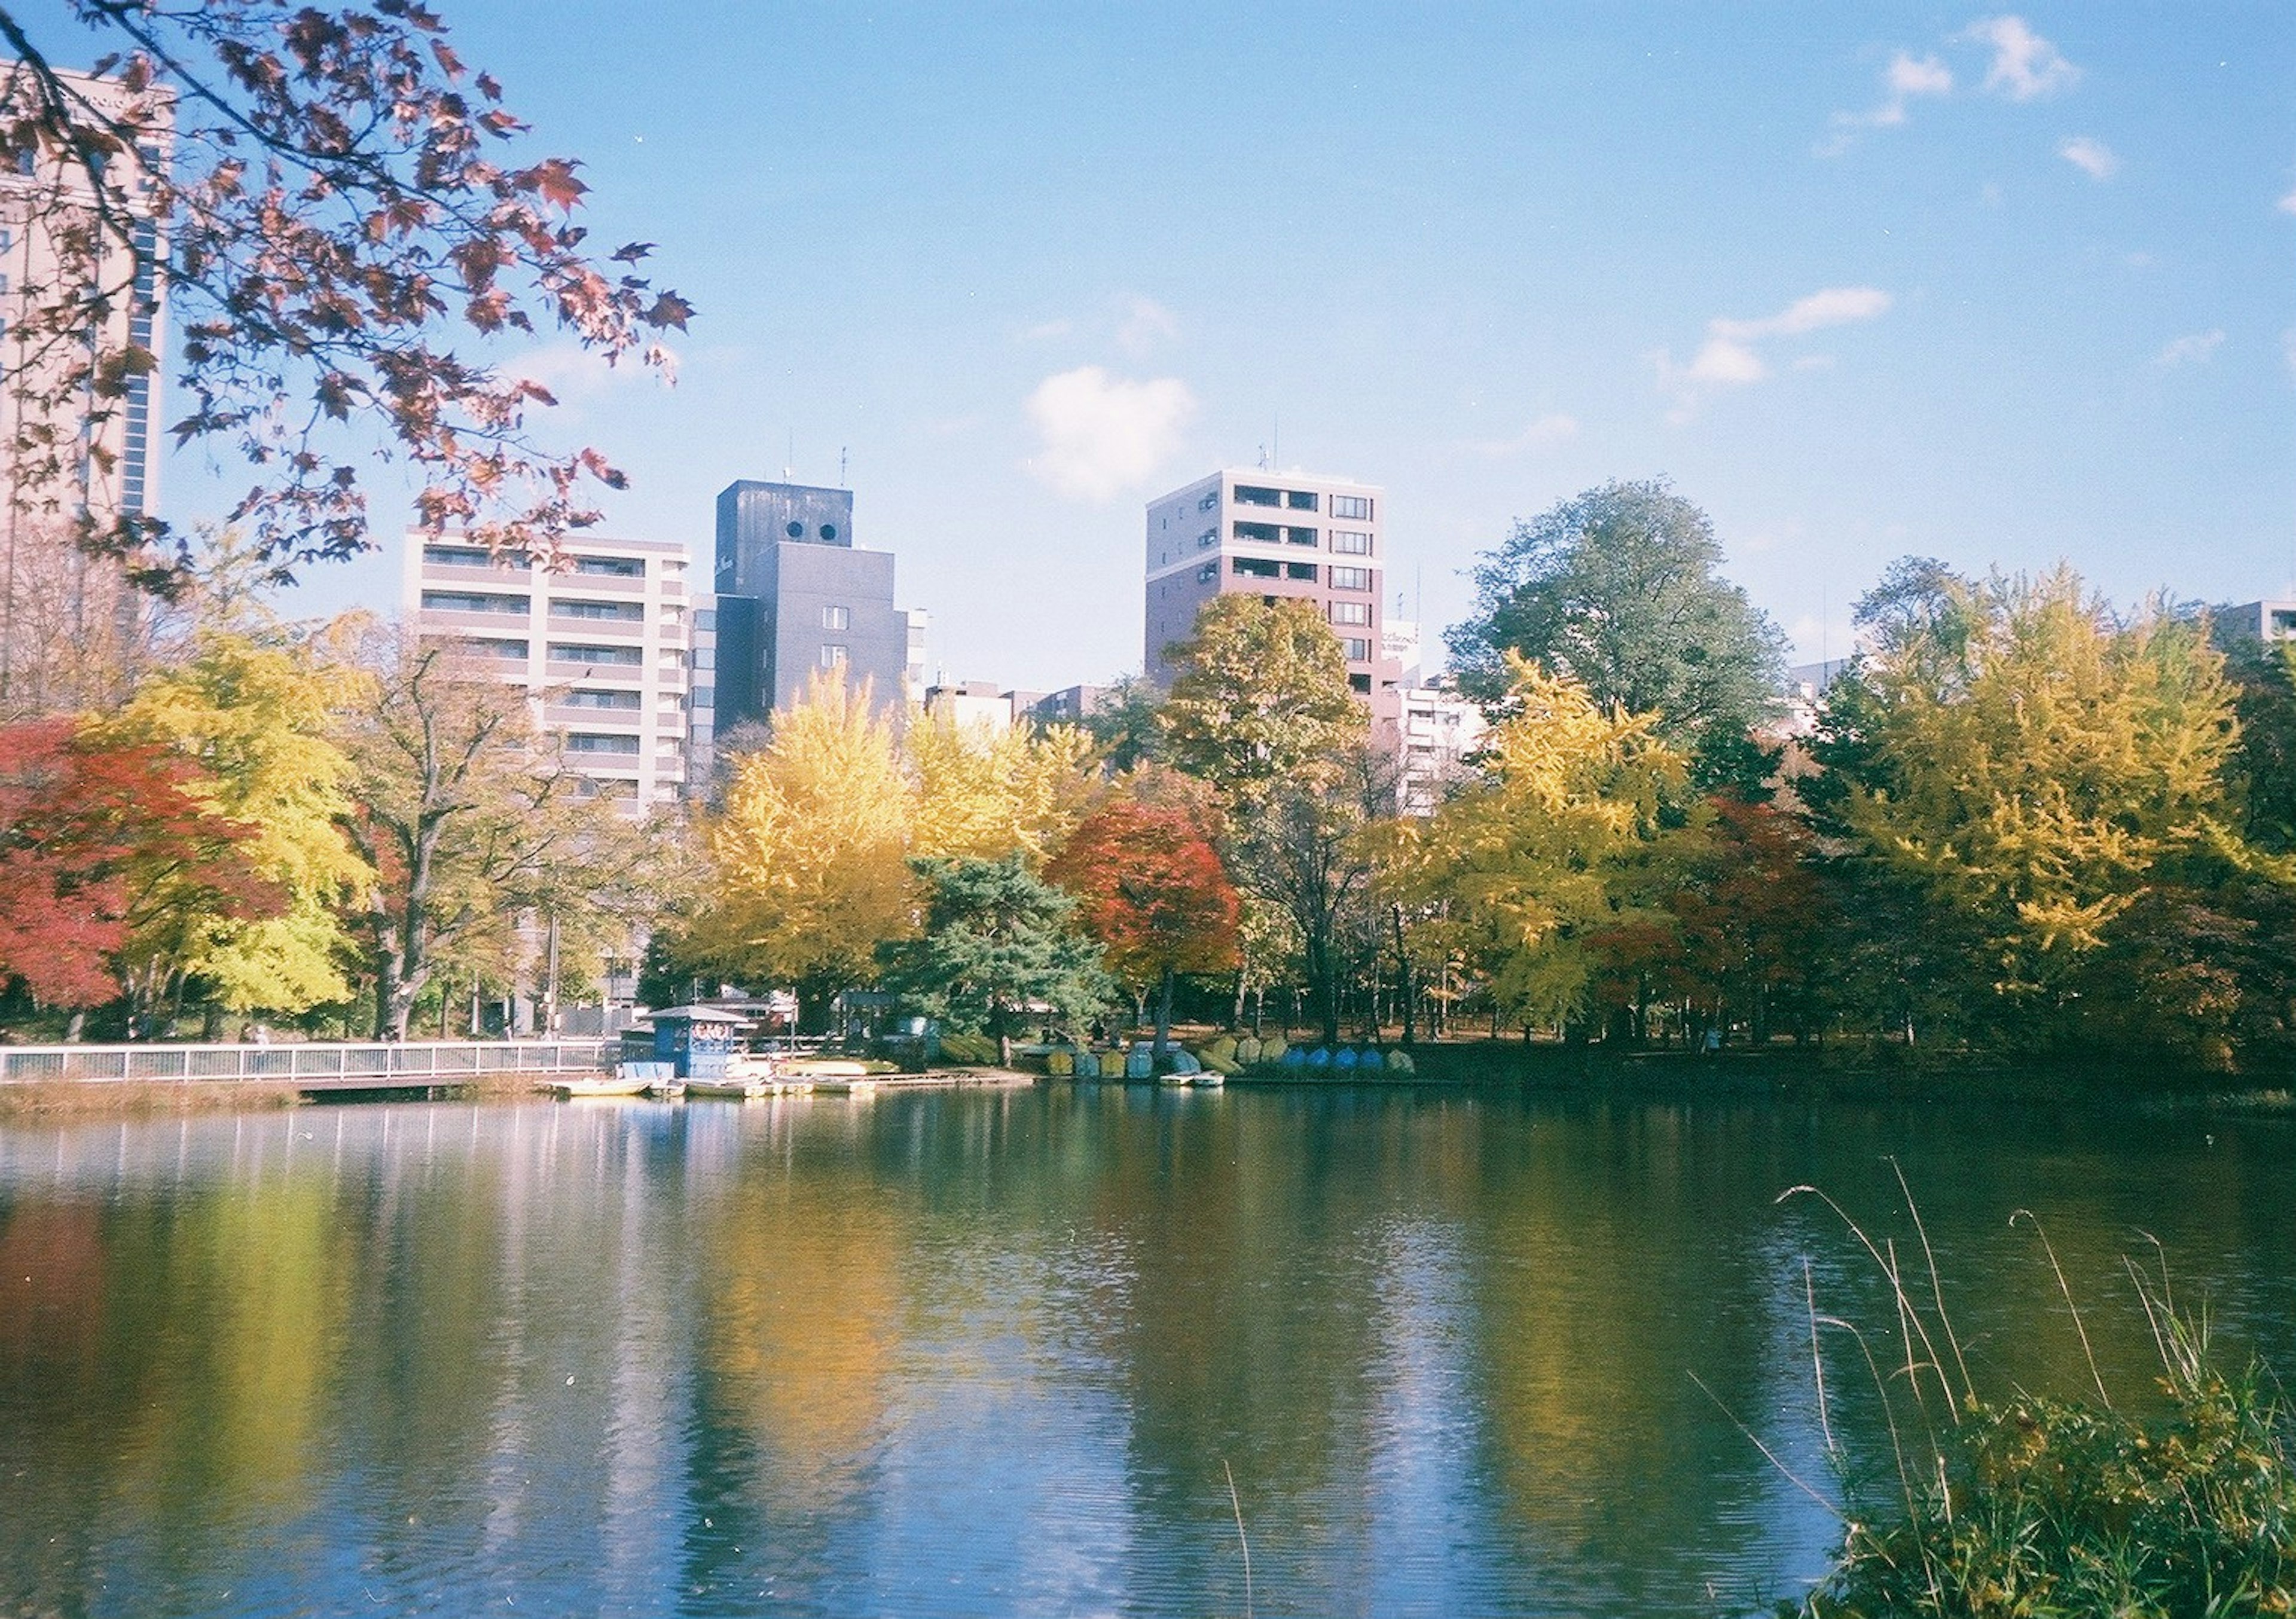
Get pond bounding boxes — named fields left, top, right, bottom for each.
left=2, top=1083, right=2291, bottom=1617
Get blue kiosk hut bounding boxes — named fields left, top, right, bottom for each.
left=645, top=1006, right=749, bottom=1081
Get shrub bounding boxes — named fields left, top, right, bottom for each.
left=936, top=1031, right=999, bottom=1066
left=1235, top=1035, right=1263, bottom=1066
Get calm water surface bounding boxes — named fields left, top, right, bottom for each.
left=2, top=1084, right=2292, bottom=1618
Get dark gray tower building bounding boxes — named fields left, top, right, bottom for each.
left=712, top=479, right=906, bottom=738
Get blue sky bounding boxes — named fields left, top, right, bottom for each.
left=138, top=3, right=2295, bottom=688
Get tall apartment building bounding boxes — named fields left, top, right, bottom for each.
left=0, top=63, right=169, bottom=712
left=1145, top=469, right=1390, bottom=699
left=404, top=531, right=694, bottom=811
left=712, top=479, right=906, bottom=737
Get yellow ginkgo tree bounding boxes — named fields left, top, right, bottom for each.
left=1379, top=655, right=1689, bottom=1038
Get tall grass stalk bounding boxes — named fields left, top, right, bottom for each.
left=1763, top=1184, right=2296, bottom=1618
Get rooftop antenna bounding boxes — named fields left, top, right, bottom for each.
left=1272, top=413, right=1279, bottom=471
left=1257, top=442, right=1268, bottom=470
left=783, top=429, right=793, bottom=482
left=840, top=446, right=848, bottom=488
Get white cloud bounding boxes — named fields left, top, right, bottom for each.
left=1821, top=51, right=1954, bottom=153
left=1020, top=317, right=1075, bottom=342
left=1468, top=413, right=1580, bottom=457
left=1713, top=286, right=1894, bottom=341
left=1959, top=16, right=2080, bottom=101
left=2278, top=186, right=2296, bottom=216
left=1023, top=366, right=1195, bottom=502
left=1687, top=335, right=1767, bottom=384
left=2058, top=135, right=2118, bottom=180
left=2155, top=330, right=2225, bottom=368
left=1115, top=296, right=1180, bottom=358
left=1657, top=286, right=1891, bottom=420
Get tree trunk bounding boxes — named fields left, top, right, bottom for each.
left=1153, top=965, right=1176, bottom=1055
left=1393, top=905, right=1416, bottom=1046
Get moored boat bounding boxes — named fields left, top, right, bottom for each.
left=548, top=1074, right=652, bottom=1099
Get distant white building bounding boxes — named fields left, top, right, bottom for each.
left=921, top=680, right=1014, bottom=733
left=403, top=530, right=694, bottom=812
left=1387, top=676, right=1486, bottom=815
left=2218, top=600, right=2296, bottom=644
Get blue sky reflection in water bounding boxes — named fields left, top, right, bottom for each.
left=2, top=1089, right=2294, bottom=1617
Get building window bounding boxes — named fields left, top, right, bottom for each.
left=786, top=521, right=804, bottom=538
left=1331, top=601, right=1370, bottom=625
left=819, top=644, right=848, bottom=668
left=820, top=524, right=838, bottom=541
left=422, top=544, right=503, bottom=569
left=1233, top=484, right=1281, bottom=507
left=552, top=599, right=645, bottom=622
left=1287, top=490, right=1318, bottom=511
left=463, top=638, right=529, bottom=660
left=564, top=689, right=642, bottom=710
left=1331, top=494, right=1373, bottom=520
left=566, top=732, right=642, bottom=754
left=1196, top=561, right=1219, bottom=582
left=550, top=643, right=645, bottom=665
left=1349, top=672, right=1372, bottom=694
left=1232, top=557, right=1280, bottom=579
left=1234, top=521, right=1281, bottom=544
left=572, top=555, right=644, bottom=577
left=1197, top=528, right=1218, bottom=549
left=1198, top=490, right=1220, bottom=512
left=1341, top=637, right=1373, bottom=662
left=1284, top=526, right=1318, bottom=546
left=822, top=604, right=850, bottom=630
left=422, top=590, right=530, bottom=614
left=1331, top=529, right=1373, bottom=555
left=1285, top=562, right=1318, bottom=582
left=1330, top=566, right=1372, bottom=591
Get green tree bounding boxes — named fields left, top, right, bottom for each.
left=1449, top=479, right=1786, bottom=790
left=876, top=854, right=1115, bottom=1066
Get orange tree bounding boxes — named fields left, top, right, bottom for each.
left=1046, top=799, right=1239, bottom=1054
left=0, top=716, right=271, bottom=1027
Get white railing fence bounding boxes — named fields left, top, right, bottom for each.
left=0, top=1040, right=610, bottom=1088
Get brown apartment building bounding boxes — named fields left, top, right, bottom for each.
left=1144, top=469, right=1394, bottom=710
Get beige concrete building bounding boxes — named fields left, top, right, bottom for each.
left=0, top=63, right=170, bottom=713
left=404, top=531, right=694, bottom=812
left=1144, top=469, right=1391, bottom=700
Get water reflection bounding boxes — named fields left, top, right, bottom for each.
left=0, top=1089, right=2289, bottom=1617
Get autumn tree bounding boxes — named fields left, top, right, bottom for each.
left=1449, top=480, right=1785, bottom=791
left=1159, top=595, right=1361, bottom=806
left=1046, top=799, right=1239, bottom=1055
left=0, top=3, right=688, bottom=582
left=0, top=716, right=267, bottom=1026
left=875, top=854, right=1114, bottom=1067
left=1155, top=594, right=1381, bottom=1041
left=1831, top=567, right=2275, bottom=1064
left=686, top=675, right=914, bottom=1030
left=100, top=622, right=371, bottom=1022
left=1382, top=658, right=1689, bottom=1038
left=336, top=628, right=657, bottom=1039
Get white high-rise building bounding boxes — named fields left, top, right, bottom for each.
left=404, top=531, right=694, bottom=812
